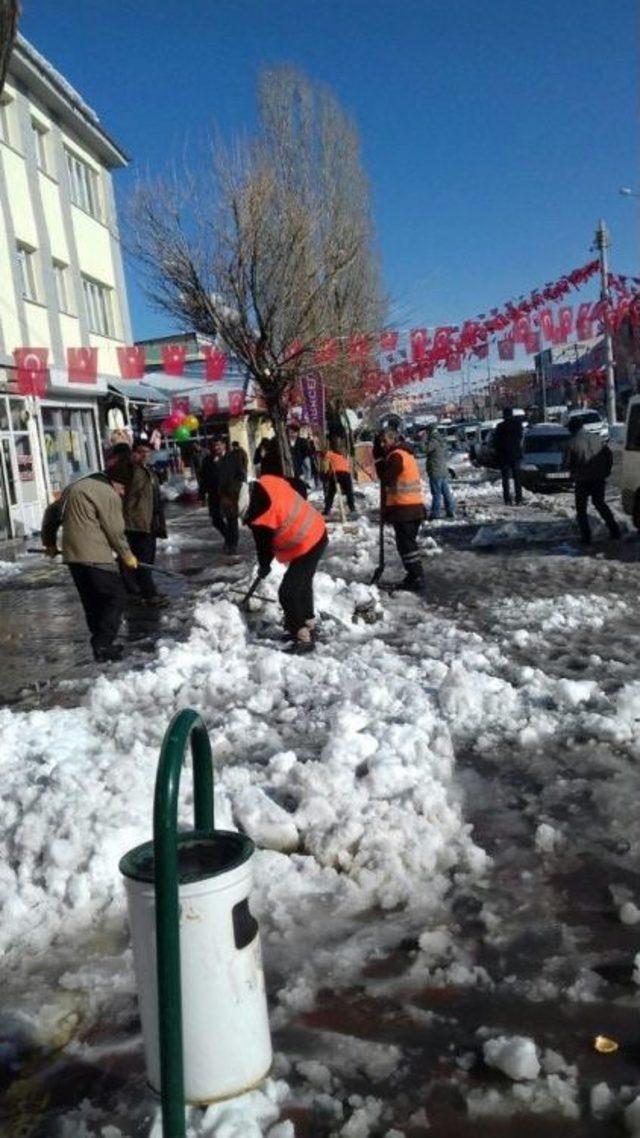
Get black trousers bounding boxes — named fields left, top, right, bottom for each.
left=69, top=564, right=125, bottom=656
left=207, top=496, right=227, bottom=540
left=393, top=520, right=424, bottom=581
left=500, top=462, right=522, bottom=504
left=222, top=507, right=239, bottom=551
left=279, top=534, right=328, bottom=635
left=575, top=479, right=620, bottom=542
left=324, top=472, right=355, bottom=513
left=121, top=531, right=158, bottom=598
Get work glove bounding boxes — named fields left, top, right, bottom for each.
left=44, top=545, right=59, bottom=558
left=258, top=564, right=271, bottom=580
left=122, top=552, right=138, bottom=570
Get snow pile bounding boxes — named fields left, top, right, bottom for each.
left=0, top=559, right=21, bottom=579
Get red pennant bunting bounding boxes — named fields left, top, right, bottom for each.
left=67, top=346, right=98, bottom=384
left=162, top=344, right=187, bottom=376
left=14, top=347, right=48, bottom=396
left=390, top=362, right=411, bottom=386
left=525, top=330, right=541, bottom=355
left=474, top=343, right=489, bottom=360
left=379, top=330, right=399, bottom=352
left=314, top=338, right=339, bottom=365
left=409, top=329, right=429, bottom=361
left=228, top=389, right=245, bottom=416
left=282, top=340, right=303, bottom=364
left=201, top=394, right=220, bottom=418
left=446, top=354, right=462, bottom=372
left=538, top=308, right=555, bottom=342
left=497, top=338, right=515, bottom=361
left=432, top=327, right=455, bottom=361
left=512, top=315, right=531, bottom=344
left=575, top=302, right=594, bottom=341
left=348, top=334, right=370, bottom=364
left=117, top=346, right=146, bottom=380
left=557, top=306, right=574, bottom=340
left=202, top=346, right=227, bottom=381
left=171, top=396, right=190, bottom=416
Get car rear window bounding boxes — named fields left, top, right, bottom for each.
left=524, top=433, right=569, bottom=454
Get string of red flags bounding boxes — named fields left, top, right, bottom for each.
left=9, top=259, right=640, bottom=402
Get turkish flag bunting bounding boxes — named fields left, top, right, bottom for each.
left=162, top=345, right=187, bottom=376
left=497, top=338, right=515, bottom=361
left=575, top=302, right=594, bottom=340
left=432, top=327, right=455, bottom=360
left=474, top=343, right=489, bottom=360
left=390, top=362, right=411, bottom=387
left=228, top=389, right=245, bottom=416
left=282, top=340, right=303, bottom=363
left=409, top=328, right=429, bottom=361
left=117, top=346, right=145, bottom=379
left=525, top=330, right=541, bottom=355
left=172, top=396, right=190, bottom=415
left=512, top=315, right=531, bottom=344
left=67, top=346, right=98, bottom=384
left=201, top=394, right=220, bottom=418
left=314, top=338, right=339, bottom=365
left=379, top=330, right=399, bottom=352
left=14, top=347, right=48, bottom=396
left=446, top=354, right=462, bottom=372
left=459, top=321, right=481, bottom=349
left=348, top=334, right=370, bottom=364
left=202, top=346, right=227, bottom=381
left=363, top=368, right=384, bottom=394
left=538, top=309, right=555, bottom=342
left=557, top=306, right=573, bottom=339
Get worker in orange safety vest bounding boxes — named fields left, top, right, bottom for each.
left=244, top=441, right=328, bottom=651
left=323, top=440, right=356, bottom=515
left=380, top=429, right=426, bottom=592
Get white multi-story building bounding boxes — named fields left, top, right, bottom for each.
left=0, top=33, right=132, bottom=538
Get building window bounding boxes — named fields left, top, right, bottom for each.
left=52, top=259, right=71, bottom=313
left=31, top=119, right=49, bottom=172
left=82, top=274, right=113, bottom=337
left=65, top=147, right=101, bottom=219
left=16, top=242, right=39, bottom=302
left=0, top=96, right=13, bottom=147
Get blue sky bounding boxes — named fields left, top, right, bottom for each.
left=20, top=0, right=639, bottom=346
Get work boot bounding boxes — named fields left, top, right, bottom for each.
left=396, top=574, right=426, bottom=593
left=289, top=625, right=315, bottom=653
left=93, top=643, right=124, bottom=663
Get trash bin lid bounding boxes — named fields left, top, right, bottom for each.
left=119, top=829, right=254, bottom=884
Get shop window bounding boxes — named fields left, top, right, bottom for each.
left=31, top=119, right=49, bottom=173
left=16, top=242, right=39, bottom=303
left=41, top=405, right=99, bottom=493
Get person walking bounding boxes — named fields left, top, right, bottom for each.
left=424, top=426, right=456, bottom=520
left=493, top=407, right=524, bottom=505
left=323, top=441, right=356, bottom=515
left=564, top=420, right=620, bottom=544
left=244, top=442, right=328, bottom=651
left=41, top=472, right=137, bottom=662
left=380, top=429, right=426, bottom=591
left=112, top=439, right=169, bottom=607
left=217, top=438, right=247, bottom=553
left=198, top=437, right=227, bottom=542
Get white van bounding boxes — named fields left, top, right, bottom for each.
left=620, top=395, right=640, bottom=530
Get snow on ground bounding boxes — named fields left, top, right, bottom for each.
left=1, top=474, right=640, bottom=1135
left=0, top=559, right=22, bottom=579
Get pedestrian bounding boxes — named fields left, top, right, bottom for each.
left=323, top=440, right=356, bottom=515
left=564, top=420, right=620, bottom=544
left=231, top=440, right=249, bottom=476
left=198, top=437, right=227, bottom=543
left=380, top=429, right=426, bottom=591
left=244, top=441, right=328, bottom=652
left=217, top=437, right=247, bottom=553
left=424, top=425, right=456, bottom=520
left=111, top=439, right=169, bottom=607
left=493, top=407, right=524, bottom=505
left=253, top=437, right=272, bottom=477
left=289, top=424, right=315, bottom=489
left=41, top=471, right=137, bottom=662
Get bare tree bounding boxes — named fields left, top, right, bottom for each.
left=130, top=67, right=384, bottom=471
left=0, top=0, right=19, bottom=97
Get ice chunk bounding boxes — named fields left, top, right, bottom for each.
left=233, top=787, right=299, bottom=853
left=483, top=1035, right=540, bottom=1081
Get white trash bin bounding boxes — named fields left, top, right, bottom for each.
left=120, top=830, right=272, bottom=1104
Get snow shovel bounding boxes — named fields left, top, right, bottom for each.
left=371, top=484, right=386, bottom=584
left=236, top=574, right=263, bottom=610
left=137, top=562, right=184, bottom=580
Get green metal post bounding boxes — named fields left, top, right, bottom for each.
left=153, top=709, right=215, bottom=1138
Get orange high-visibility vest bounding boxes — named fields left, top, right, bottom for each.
left=253, top=475, right=326, bottom=563
left=325, top=450, right=351, bottom=475
left=385, top=448, right=423, bottom=508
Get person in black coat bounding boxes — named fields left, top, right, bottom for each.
left=493, top=407, right=523, bottom=505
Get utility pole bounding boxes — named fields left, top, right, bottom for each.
left=594, top=219, right=617, bottom=423
left=538, top=351, right=548, bottom=422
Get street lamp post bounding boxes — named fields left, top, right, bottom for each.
left=593, top=219, right=617, bottom=424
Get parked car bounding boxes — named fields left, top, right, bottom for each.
left=520, top=424, right=572, bottom=493
left=469, top=411, right=527, bottom=466
left=565, top=409, right=608, bottom=440
left=620, top=395, right=640, bottom=531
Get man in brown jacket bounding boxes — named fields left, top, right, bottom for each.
left=41, top=473, right=137, bottom=662
left=110, top=440, right=168, bottom=605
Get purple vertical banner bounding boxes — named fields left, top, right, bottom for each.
left=300, top=373, right=326, bottom=437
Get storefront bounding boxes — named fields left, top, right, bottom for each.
left=38, top=401, right=101, bottom=497
left=0, top=394, right=48, bottom=539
